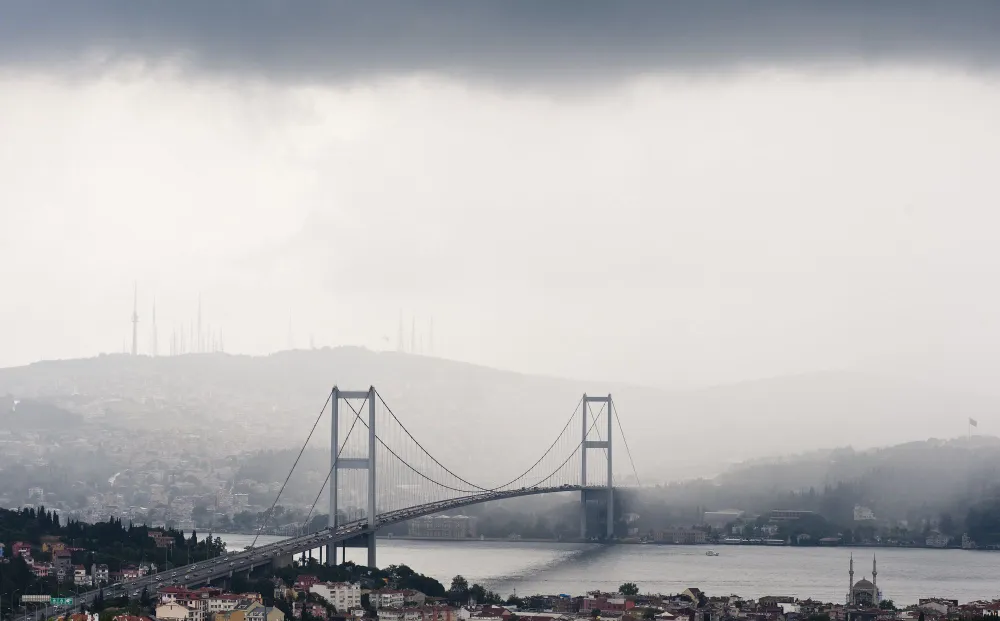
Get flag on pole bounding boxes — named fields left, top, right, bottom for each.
left=970, top=417, right=978, bottom=428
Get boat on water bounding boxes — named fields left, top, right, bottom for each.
left=706, top=550, right=720, bottom=556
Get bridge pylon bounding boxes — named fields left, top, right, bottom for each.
left=326, top=386, right=377, bottom=568
left=581, top=393, right=614, bottom=540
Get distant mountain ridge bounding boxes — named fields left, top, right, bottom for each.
left=1, top=347, right=997, bottom=484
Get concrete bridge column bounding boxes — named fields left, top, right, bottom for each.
left=581, top=395, right=588, bottom=540
left=329, top=386, right=379, bottom=568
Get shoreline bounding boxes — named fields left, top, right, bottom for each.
left=214, top=532, right=983, bottom=551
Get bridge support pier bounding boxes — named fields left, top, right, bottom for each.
left=329, top=386, right=379, bottom=568
left=581, top=394, right=614, bottom=540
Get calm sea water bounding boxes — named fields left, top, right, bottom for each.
left=215, top=535, right=1000, bottom=605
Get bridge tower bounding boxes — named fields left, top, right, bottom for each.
left=326, top=386, right=378, bottom=568
left=580, top=394, right=614, bottom=540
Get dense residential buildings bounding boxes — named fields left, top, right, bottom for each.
left=377, top=607, right=458, bottom=621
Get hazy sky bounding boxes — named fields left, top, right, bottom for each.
left=2, top=2, right=1000, bottom=389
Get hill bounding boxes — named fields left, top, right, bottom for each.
left=1, top=348, right=997, bottom=484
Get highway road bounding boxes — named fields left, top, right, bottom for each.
left=11, top=485, right=590, bottom=621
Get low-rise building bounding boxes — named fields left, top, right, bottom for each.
left=379, top=607, right=458, bottom=621
left=158, top=603, right=197, bottom=621
left=407, top=515, right=478, bottom=539
left=54, top=550, right=73, bottom=575
left=582, top=596, right=635, bottom=615
left=926, top=532, right=950, bottom=548
left=853, top=506, right=876, bottom=521
left=702, top=510, right=745, bottom=529
left=292, top=603, right=329, bottom=620
left=208, top=595, right=244, bottom=614
left=656, top=529, right=707, bottom=545
left=93, top=564, right=110, bottom=584
left=74, top=565, right=92, bottom=587
left=311, top=582, right=361, bottom=611
left=372, top=591, right=407, bottom=610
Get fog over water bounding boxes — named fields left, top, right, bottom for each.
left=216, top=534, right=1000, bottom=605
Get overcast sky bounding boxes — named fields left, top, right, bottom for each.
left=2, top=2, right=1000, bottom=390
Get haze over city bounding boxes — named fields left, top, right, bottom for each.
left=9, top=4, right=1000, bottom=619
left=0, top=1, right=997, bottom=393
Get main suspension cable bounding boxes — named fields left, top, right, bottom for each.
left=343, top=398, right=481, bottom=494
left=301, top=393, right=369, bottom=532
left=251, top=390, right=333, bottom=548
left=375, top=389, right=584, bottom=492
left=612, top=399, right=640, bottom=486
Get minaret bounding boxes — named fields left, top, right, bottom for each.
left=410, top=315, right=416, bottom=353
left=848, top=553, right=854, bottom=605
left=872, top=554, right=878, bottom=604
left=131, top=283, right=139, bottom=356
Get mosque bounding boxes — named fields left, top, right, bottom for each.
left=847, top=554, right=882, bottom=607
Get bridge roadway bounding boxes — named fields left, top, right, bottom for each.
left=14, top=484, right=610, bottom=621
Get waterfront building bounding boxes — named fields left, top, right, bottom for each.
left=703, top=510, right=745, bottom=529
left=407, top=515, right=478, bottom=539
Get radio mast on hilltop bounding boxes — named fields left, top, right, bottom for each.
left=131, top=282, right=139, bottom=356
left=151, top=298, right=159, bottom=357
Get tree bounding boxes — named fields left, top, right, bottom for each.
left=448, top=575, right=469, bottom=604
left=449, top=575, right=469, bottom=593
left=880, top=600, right=896, bottom=611
left=618, top=583, right=639, bottom=596
left=643, top=609, right=656, bottom=620
left=591, top=609, right=601, bottom=618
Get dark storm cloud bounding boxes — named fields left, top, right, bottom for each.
left=2, top=1, right=1000, bottom=84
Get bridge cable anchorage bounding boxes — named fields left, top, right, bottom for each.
left=374, top=389, right=585, bottom=493
left=612, top=399, right=640, bottom=486
left=302, top=393, right=369, bottom=533
left=251, top=390, right=333, bottom=549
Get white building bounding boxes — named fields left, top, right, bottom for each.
left=926, top=531, right=950, bottom=548
left=208, top=595, right=243, bottom=613
left=703, top=510, right=745, bottom=529
left=372, top=591, right=406, bottom=610
left=157, top=603, right=196, bottom=621
left=310, top=582, right=361, bottom=611
left=853, top=506, right=876, bottom=521
left=74, top=566, right=92, bottom=587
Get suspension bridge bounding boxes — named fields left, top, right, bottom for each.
left=12, top=388, right=638, bottom=620
left=262, top=386, right=639, bottom=568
